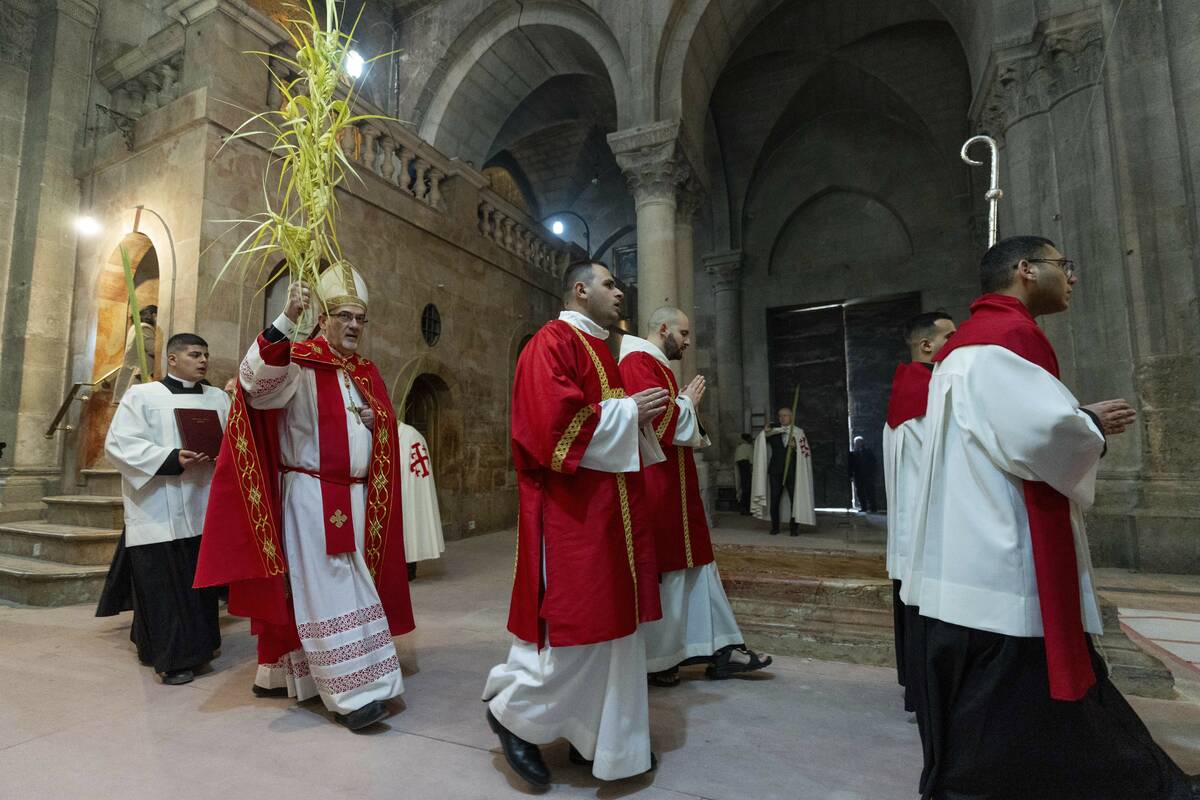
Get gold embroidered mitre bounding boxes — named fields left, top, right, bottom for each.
left=319, top=260, right=369, bottom=312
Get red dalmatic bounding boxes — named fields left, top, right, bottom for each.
left=509, top=320, right=662, bottom=648
left=934, top=293, right=1095, bottom=701
left=619, top=351, right=714, bottom=574
left=194, top=334, right=414, bottom=663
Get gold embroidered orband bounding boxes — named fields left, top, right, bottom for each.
left=551, top=405, right=595, bottom=473
left=677, top=447, right=694, bottom=568
left=615, top=472, right=639, bottom=623
left=569, top=326, right=626, bottom=401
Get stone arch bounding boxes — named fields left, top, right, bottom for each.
left=390, top=354, right=465, bottom=533
left=766, top=187, right=915, bottom=277
left=415, top=0, right=633, bottom=161
left=78, top=231, right=161, bottom=468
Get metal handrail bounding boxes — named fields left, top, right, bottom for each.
left=44, top=366, right=123, bottom=438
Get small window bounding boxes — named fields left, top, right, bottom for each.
left=420, top=303, right=441, bottom=346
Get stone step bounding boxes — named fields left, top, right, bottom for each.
left=0, top=521, right=120, bottom=566
left=79, top=468, right=122, bottom=497
left=0, top=553, right=109, bottom=606
left=43, top=495, right=124, bottom=530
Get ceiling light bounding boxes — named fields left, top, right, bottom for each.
left=345, top=50, right=365, bottom=79
left=551, top=220, right=564, bottom=236
left=74, top=215, right=102, bottom=237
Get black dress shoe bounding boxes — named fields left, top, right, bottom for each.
left=768, top=528, right=780, bottom=536
left=789, top=525, right=799, bottom=537
left=487, top=709, right=550, bottom=787
left=334, top=700, right=389, bottom=731
left=252, top=684, right=289, bottom=698
left=162, top=669, right=194, bottom=685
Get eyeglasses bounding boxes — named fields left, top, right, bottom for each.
left=331, top=311, right=368, bottom=325
left=1025, top=258, right=1077, bottom=279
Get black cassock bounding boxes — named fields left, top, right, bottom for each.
left=914, top=617, right=1193, bottom=800
left=95, top=376, right=220, bottom=674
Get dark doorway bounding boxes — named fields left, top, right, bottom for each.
left=767, top=293, right=920, bottom=509
left=767, top=303, right=848, bottom=508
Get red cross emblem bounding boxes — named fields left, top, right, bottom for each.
left=409, top=442, right=431, bottom=478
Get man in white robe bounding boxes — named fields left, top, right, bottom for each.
left=397, top=421, right=445, bottom=578
left=97, top=332, right=228, bottom=685
left=198, top=266, right=414, bottom=732
left=903, top=236, right=1196, bottom=799
left=750, top=407, right=815, bottom=533
left=881, top=310, right=955, bottom=703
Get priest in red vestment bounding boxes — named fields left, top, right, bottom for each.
left=881, top=310, right=954, bottom=708
left=195, top=264, right=413, bottom=732
left=619, top=306, right=771, bottom=686
left=902, top=236, right=1196, bottom=799
left=483, top=261, right=668, bottom=787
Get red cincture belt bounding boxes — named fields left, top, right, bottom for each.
left=280, top=465, right=366, bottom=485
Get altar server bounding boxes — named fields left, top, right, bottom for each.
left=903, top=236, right=1196, bottom=799
left=96, top=333, right=228, bottom=685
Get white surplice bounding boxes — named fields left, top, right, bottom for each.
left=484, top=310, right=654, bottom=781
left=750, top=427, right=816, bottom=525
left=901, top=345, right=1106, bottom=636
left=882, top=415, right=926, bottom=582
left=242, top=314, right=403, bottom=713
left=105, top=380, right=230, bottom=547
left=397, top=422, right=445, bottom=563
left=617, top=336, right=742, bottom=672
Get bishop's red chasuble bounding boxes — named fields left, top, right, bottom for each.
left=195, top=333, right=414, bottom=662
left=618, top=352, right=714, bottom=574
left=509, top=320, right=662, bottom=648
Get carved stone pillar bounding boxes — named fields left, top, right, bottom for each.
left=397, top=148, right=413, bottom=194
left=704, top=251, right=744, bottom=460
left=479, top=202, right=494, bottom=238
left=609, top=122, right=694, bottom=334
left=675, top=177, right=703, bottom=381
left=360, top=124, right=380, bottom=175
left=378, top=136, right=395, bottom=183
left=412, top=158, right=429, bottom=201
left=427, top=168, right=444, bottom=208
left=0, top=0, right=101, bottom=514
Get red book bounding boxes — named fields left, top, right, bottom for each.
left=174, top=408, right=224, bottom=458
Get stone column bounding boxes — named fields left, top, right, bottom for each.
left=0, top=0, right=100, bottom=515
left=609, top=122, right=693, bottom=334
left=675, top=178, right=703, bottom=381
left=704, top=251, right=744, bottom=461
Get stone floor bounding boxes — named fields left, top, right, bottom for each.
left=2, top=521, right=1200, bottom=800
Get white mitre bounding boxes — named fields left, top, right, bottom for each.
left=320, top=260, right=368, bottom=310
left=299, top=261, right=369, bottom=332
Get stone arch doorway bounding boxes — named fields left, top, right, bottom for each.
left=391, top=357, right=465, bottom=536
left=79, top=232, right=160, bottom=468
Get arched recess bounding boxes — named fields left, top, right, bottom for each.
left=78, top=232, right=160, bottom=468
left=767, top=187, right=915, bottom=276
left=390, top=354, right=465, bottom=532
left=416, top=1, right=632, bottom=161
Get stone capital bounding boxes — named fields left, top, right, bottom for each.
left=971, top=10, right=1104, bottom=137
left=608, top=120, right=698, bottom=205
left=703, top=250, right=743, bottom=293
left=675, top=177, right=705, bottom=225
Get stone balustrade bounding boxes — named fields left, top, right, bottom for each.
left=259, top=51, right=568, bottom=276
left=477, top=195, right=569, bottom=276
